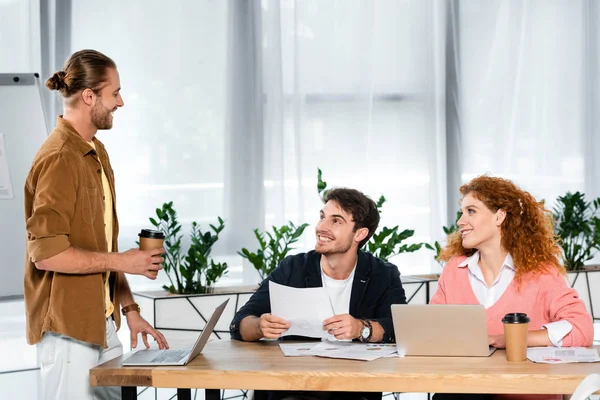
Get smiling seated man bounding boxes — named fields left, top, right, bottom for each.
left=230, top=187, right=407, bottom=400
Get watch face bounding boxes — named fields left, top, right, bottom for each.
left=361, top=326, right=369, bottom=339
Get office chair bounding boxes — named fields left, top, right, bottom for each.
left=569, top=374, right=600, bottom=400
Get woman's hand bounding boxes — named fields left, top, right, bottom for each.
left=488, top=334, right=505, bottom=349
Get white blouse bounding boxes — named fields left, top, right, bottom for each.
left=458, top=251, right=572, bottom=346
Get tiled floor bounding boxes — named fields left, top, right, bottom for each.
left=2, top=298, right=599, bottom=400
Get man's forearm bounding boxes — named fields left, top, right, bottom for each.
left=115, top=272, right=135, bottom=307
left=239, top=315, right=263, bottom=342
left=34, top=247, right=124, bottom=274
left=369, top=321, right=384, bottom=343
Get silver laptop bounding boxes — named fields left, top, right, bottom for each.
left=391, top=304, right=496, bottom=357
left=122, top=298, right=229, bottom=366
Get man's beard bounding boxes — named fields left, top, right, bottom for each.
left=315, top=238, right=353, bottom=256
left=91, top=101, right=113, bottom=130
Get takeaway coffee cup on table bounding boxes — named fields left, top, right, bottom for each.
left=501, top=312, right=530, bottom=362
left=138, top=229, right=165, bottom=277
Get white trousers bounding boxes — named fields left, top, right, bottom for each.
left=37, top=318, right=123, bottom=400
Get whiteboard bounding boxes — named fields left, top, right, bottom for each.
left=0, top=73, right=49, bottom=298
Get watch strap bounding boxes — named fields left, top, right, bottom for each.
left=121, top=303, right=140, bottom=316
left=363, top=319, right=373, bottom=342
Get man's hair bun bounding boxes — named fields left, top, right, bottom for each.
left=45, top=71, right=68, bottom=91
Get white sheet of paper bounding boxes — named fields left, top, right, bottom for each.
left=269, top=281, right=334, bottom=339
left=307, top=341, right=398, bottom=361
left=526, top=347, right=600, bottom=364
left=0, top=134, right=14, bottom=199
left=278, top=343, right=319, bottom=357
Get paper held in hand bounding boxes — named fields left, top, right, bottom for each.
left=269, top=281, right=335, bottom=339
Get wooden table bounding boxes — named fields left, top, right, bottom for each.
left=90, top=340, right=600, bottom=399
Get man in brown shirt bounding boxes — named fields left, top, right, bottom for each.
left=24, top=49, right=169, bottom=400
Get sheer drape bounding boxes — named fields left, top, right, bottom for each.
left=455, top=0, right=588, bottom=207
left=261, top=0, right=444, bottom=274
left=31, top=0, right=600, bottom=283
left=39, top=0, right=70, bottom=131
left=584, top=0, right=600, bottom=202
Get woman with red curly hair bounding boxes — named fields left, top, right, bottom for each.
left=431, top=176, right=593, bottom=400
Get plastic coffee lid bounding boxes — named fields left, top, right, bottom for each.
left=139, top=229, right=165, bottom=239
left=501, top=312, right=530, bottom=324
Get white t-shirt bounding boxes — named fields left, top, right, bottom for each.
left=320, top=264, right=356, bottom=316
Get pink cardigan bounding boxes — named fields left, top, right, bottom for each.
left=430, top=256, right=594, bottom=400
left=430, top=256, right=594, bottom=347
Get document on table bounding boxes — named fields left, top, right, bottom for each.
left=269, top=281, right=335, bottom=339
left=278, top=343, right=319, bottom=357
left=526, top=347, right=600, bottom=364
left=306, top=341, right=398, bottom=361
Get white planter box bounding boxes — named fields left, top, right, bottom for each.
left=566, top=268, right=600, bottom=323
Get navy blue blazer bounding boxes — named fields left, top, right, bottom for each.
left=230, top=250, right=407, bottom=342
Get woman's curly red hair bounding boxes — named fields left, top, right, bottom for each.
left=439, top=175, right=564, bottom=281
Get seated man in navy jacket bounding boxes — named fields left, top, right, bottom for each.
left=230, top=187, right=407, bottom=400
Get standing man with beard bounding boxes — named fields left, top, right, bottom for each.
left=230, top=188, right=407, bottom=400
left=24, top=49, right=169, bottom=400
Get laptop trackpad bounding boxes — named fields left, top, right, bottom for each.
left=126, top=350, right=165, bottom=363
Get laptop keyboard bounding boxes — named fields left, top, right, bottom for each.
left=151, top=349, right=190, bottom=363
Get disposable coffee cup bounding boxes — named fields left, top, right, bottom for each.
left=138, top=229, right=165, bottom=276
left=502, top=312, right=530, bottom=362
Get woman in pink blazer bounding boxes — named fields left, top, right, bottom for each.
left=431, top=175, right=593, bottom=400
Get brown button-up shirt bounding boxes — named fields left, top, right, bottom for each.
left=24, top=116, right=121, bottom=347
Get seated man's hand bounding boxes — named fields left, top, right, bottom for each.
left=259, top=313, right=291, bottom=339
left=323, top=314, right=361, bottom=340
left=488, top=334, right=505, bottom=349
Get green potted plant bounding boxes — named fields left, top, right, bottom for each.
left=149, top=201, right=228, bottom=294
left=238, top=222, right=309, bottom=281
left=132, top=202, right=236, bottom=356
left=317, top=168, right=432, bottom=262
left=553, top=191, right=600, bottom=271
left=552, top=191, right=600, bottom=323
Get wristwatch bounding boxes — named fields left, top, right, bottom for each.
left=358, top=319, right=372, bottom=342
left=121, top=303, right=140, bottom=316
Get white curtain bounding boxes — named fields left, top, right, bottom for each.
left=454, top=0, right=589, bottom=207
left=223, top=0, right=265, bottom=255
left=260, top=0, right=446, bottom=275
left=48, top=0, right=600, bottom=285
left=39, top=0, right=71, bottom=131
left=584, top=0, right=600, bottom=202
left=223, top=0, right=266, bottom=284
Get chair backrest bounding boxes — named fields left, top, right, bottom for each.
left=570, top=374, right=600, bottom=400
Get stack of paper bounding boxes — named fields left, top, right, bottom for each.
left=279, top=343, right=318, bottom=357
left=279, top=342, right=398, bottom=361
left=526, top=347, right=600, bottom=364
